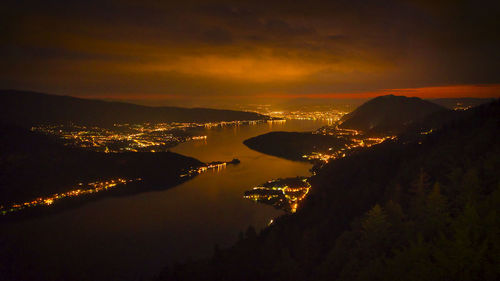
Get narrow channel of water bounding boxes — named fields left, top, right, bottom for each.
left=0, top=120, right=329, bottom=281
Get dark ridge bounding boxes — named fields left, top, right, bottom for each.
left=0, top=90, right=267, bottom=128
left=0, top=123, right=202, bottom=208
left=158, top=100, right=500, bottom=281
left=243, top=131, right=350, bottom=161
left=339, top=95, right=447, bottom=134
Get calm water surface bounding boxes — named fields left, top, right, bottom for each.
left=0, top=120, right=329, bottom=281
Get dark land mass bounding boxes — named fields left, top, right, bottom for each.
left=0, top=90, right=267, bottom=128
left=243, top=131, right=350, bottom=161
left=430, top=97, right=496, bottom=109
left=244, top=177, right=309, bottom=213
left=340, top=95, right=447, bottom=134
left=259, top=177, right=308, bottom=189
left=0, top=124, right=203, bottom=219
left=159, top=100, right=500, bottom=281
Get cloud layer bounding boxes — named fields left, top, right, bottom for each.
left=2, top=0, right=499, bottom=100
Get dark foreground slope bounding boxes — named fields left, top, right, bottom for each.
left=0, top=90, right=266, bottom=127
left=340, top=95, right=447, bottom=134
left=160, top=101, right=500, bottom=281
left=0, top=124, right=202, bottom=208
left=243, top=132, right=350, bottom=161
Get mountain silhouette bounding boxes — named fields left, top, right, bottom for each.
left=340, top=95, right=446, bottom=134
left=0, top=90, right=266, bottom=127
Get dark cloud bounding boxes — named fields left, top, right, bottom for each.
left=200, top=27, right=234, bottom=45
left=1, top=0, right=499, bottom=100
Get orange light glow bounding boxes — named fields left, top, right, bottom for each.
left=80, top=84, right=499, bottom=104
left=256, top=84, right=500, bottom=100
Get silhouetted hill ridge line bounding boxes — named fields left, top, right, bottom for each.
left=158, top=100, right=500, bottom=281
left=0, top=123, right=203, bottom=207
left=0, top=90, right=267, bottom=127
left=340, top=95, right=447, bottom=134
left=243, top=131, right=350, bottom=161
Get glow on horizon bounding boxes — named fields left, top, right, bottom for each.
left=255, top=84, right=500, bottom=99
left=80, top=84, right=500, bottom=104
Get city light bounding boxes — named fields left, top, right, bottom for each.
left=179, top=162, right=229, bottom=178
left=303, top=126, right=396, bottom=163
left=244, top=178, right=311, bottom=213
left=31, top=120, right=270, bottom=153
left=1, top=159, right=237, bottom=217
left=0, top=178, right=141, bottom=216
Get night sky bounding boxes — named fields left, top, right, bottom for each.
left=2, top=0, right=499, bottom=104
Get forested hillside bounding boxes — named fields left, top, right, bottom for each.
left=0, top=124, right=202, bottom=206
left=0, top=90, right=266, bottom=128
left=159, top=101, right=500, bottom=281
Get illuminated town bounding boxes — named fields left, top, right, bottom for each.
left=244, top=122, right=396, bottom=212
left=228, top=103, right=355, bottom=123
left=179, top=160, right=236, bottom=178
left=31, top=120, right=269, bottom=152
left=31, top=123, right=195, bottom=152
left=451, top=102, right=473, bottom=111
left=0, top=178, right=141, bottom=216
left=247, top=105, right=350, bottom=123
left=303, top=126, right=396, bottom=163
left=244, top=177, right=311, bottom=213
left=264, top=110, right=346, bottom=123
left=1, top=159, right=240, bottom=217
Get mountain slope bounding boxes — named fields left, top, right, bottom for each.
left=158, top=101, right=500, bottom=281
left=0, top=124, right=202, bottom=206
left=243, top=132, right=350, bottom=161
left=340, top=95, right=447, bottom=134
left=0, top=90, right=267, bottom=127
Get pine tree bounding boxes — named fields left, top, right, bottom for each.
left=409, top=169, right=432, bottom=219
left=362, top=204, right=390, bottom=235
left=423, top=182, right=450, bottom=236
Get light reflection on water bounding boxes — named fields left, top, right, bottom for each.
left=0, top=119, right=329, bottom=281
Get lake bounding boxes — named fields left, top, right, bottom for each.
left=0, top=119, right=329, bottom=281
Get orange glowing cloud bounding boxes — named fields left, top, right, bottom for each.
left=257, top=84, right=500, bottom=99
left=127, top=53, right=384, bottom=83
left=142, top=56, right=325, bottom=82
left=82, top=84, right=499, bottom=106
